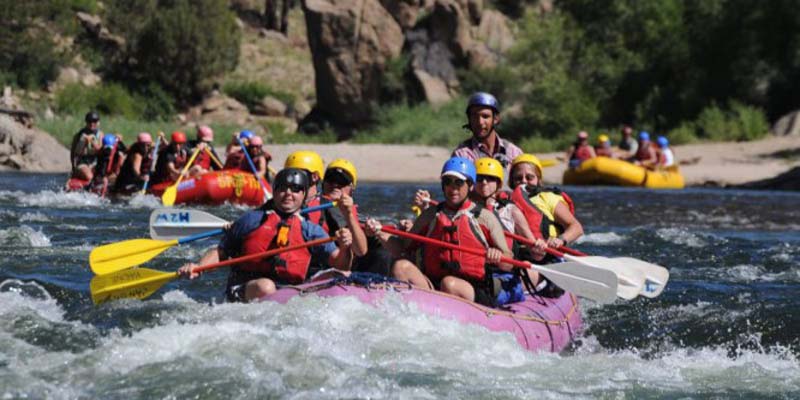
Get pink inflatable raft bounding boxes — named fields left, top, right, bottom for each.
left=260, top=273, right=582, bottom=353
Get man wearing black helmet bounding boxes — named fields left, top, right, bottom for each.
left=179, top=168, right=354, bottom=302
left=452, top=92, right=524, bottom=187
left=69, top=111, right=106, bottom=181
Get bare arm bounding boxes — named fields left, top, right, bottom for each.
left=548, top=202, right=583, bottom=248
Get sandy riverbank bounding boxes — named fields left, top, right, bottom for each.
left=256, top=135, right=800, bottom=186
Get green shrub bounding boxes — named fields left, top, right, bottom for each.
left=55, top=83, right=144, bottom=119
left=380, top=55, right=410, bottom=104
left=694, top=102, right=769, bottom=142
left=55, top=82, right=175, bottom=121
left=352, top=98, right=467, bottom=147
left=223, top=81, right=295, bottom=110
left=666, top=123, right=698, bottom=145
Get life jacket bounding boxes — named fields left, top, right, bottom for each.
left=511, top=185, right=575, bottom=240
left=236, top=210, right=311, bottom=284
left=117, top=142, right=152, bottom=186
left=223, top=151, right=245, bottom=170
left=595, top=145, right=613, bottom=157
left=422, top=200, right=490, bottom=283
left=152, top=146, right=188, bottom=184
left=571, top=144, right=594, bottom=161
left=192, top=142, right=212, bottom=170
left=304, top=195, right=323, bottom=225
left=635, top=142, right=653, bottom=161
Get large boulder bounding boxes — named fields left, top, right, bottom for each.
left=303, top=0, right=404, bottom=126
left=187, top=91, right=251, bottom=126
left=0, top=115, right=70, bottom=172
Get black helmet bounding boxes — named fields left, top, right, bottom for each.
left=273, top=168, right=310, bottom=192
left=85, top=111, right=100, bottom=123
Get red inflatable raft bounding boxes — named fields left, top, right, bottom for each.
left=150, top=170, right=271, bottom=206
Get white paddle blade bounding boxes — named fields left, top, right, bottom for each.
left=564, top=255, right=645, bottom=300
left=149, top=208, right=229, bottom=240
left=617, top=257, right=669, bottom=298
left=531, top=261, right=619, bottom=304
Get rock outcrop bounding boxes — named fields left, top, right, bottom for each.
left=771, top=110, right=800, bottom=136
left=738, top=166, right=800, bottom=191
left=0, top=115, right=70, bottom=172
left=303, top=0, right=404, bottom=126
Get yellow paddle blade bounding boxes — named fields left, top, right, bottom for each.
left=161, top=185, right=177, bottom=206
left=90, top=238, right=177, bottom=275
left=90, top=267, right=178, bottom=305
left=541, top=159, right=560, bottom=168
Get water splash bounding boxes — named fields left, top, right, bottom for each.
left=576, top=232, right=626, bottom=245
left=0, top=225, right=51, bottom=247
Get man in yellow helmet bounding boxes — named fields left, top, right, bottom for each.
left=283, top=150, right=326, bottom=225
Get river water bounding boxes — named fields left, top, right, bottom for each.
left=0, top=171, right=798, bottom=399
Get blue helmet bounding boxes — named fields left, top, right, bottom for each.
left=657, top=136, right=669, bottom=147
left=465, top=92, right=500, bottom=115
left=102, top=134, right=117, bottom=148
left=239, top=130, right=254, bottom=140
left=638, top=131, right=650, bottom=141
left=441, top=157, right=477, bottom=183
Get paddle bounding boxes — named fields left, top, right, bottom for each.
left=161, top=146, right=202, bottom=206
left=205, top=147, right=225, bottom=169
left=140, top=134, right=162, bottom=195
left=90, top=237, right=335, bottom=305
left=376, top=225, right=619, bottom=304
left=556, top=244, right=669, bottom=298
left=236, top=136, right=271, bottom=202
left=88, top=202, right=339, bottom=276
left=502, top=231, right=650, bottom=299
left=148, top=202, right=337, bottom=240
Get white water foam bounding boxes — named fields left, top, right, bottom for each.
left=0, top=225, right=52, bottom=247
left=656, top=228, right=709, bottom=248
left=19, top=212, right=50, bottom=222
left=576, top=232, right=626, bottom=245
left=126, top=193, right=163, bottom=209
left=0, top=189, right=108, bottom=209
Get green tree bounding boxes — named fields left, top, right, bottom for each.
left=107, top=0, right=240, bottom=105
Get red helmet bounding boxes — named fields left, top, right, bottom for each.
left=137, top=132, right=152, bottom=144
left=171, top=131, right=187, bottom=144
left=197, top=125, right=213, bottom=141
left=249, top=136, right=264, bottom=146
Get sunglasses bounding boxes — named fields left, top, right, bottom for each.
left=276, top=184, right=305, bottom=194
left=324, top=170, right=352, bottom=186
left=513, top=173, right=538, bottom=182
left=476, top=174, right=500, bottom=183
left=442, top=176, right=467, bottom=187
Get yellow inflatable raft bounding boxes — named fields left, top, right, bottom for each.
left=563, top=157, right=684, bottom=189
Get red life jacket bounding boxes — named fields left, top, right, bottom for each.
left=573, top=144, right=594, bottom=161
left=223, top=151, right=245, bottom=170
left=511, top=185, right=575, bottom=240
left=194, top=147, right=211, bottom=170
left=304, top=195, right=323, bottom=225
left=635, top=142, right=653, bottom=161
left=422, top=200, right=490, bottom=283
left=236, top=211, right=311, bottom=284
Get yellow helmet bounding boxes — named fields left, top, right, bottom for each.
left=326, top=158, right=358, bottom=188
left=284, top=150, right=325, bottom=179
left=474, top=157, right=504, bottom=185
left=598, top=134, right=610, bottom=144
left=511, top=153, right=543, bottom=177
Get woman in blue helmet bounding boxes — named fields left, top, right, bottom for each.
left=632, top=131, right=657, bottom=166
left=366, top=157, right=524, bottom=307
left=92, top=133, right=126, bottom=190
left=452, top=92, right=523, bottom=187
left=655, top=136, right=675, bottom=167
